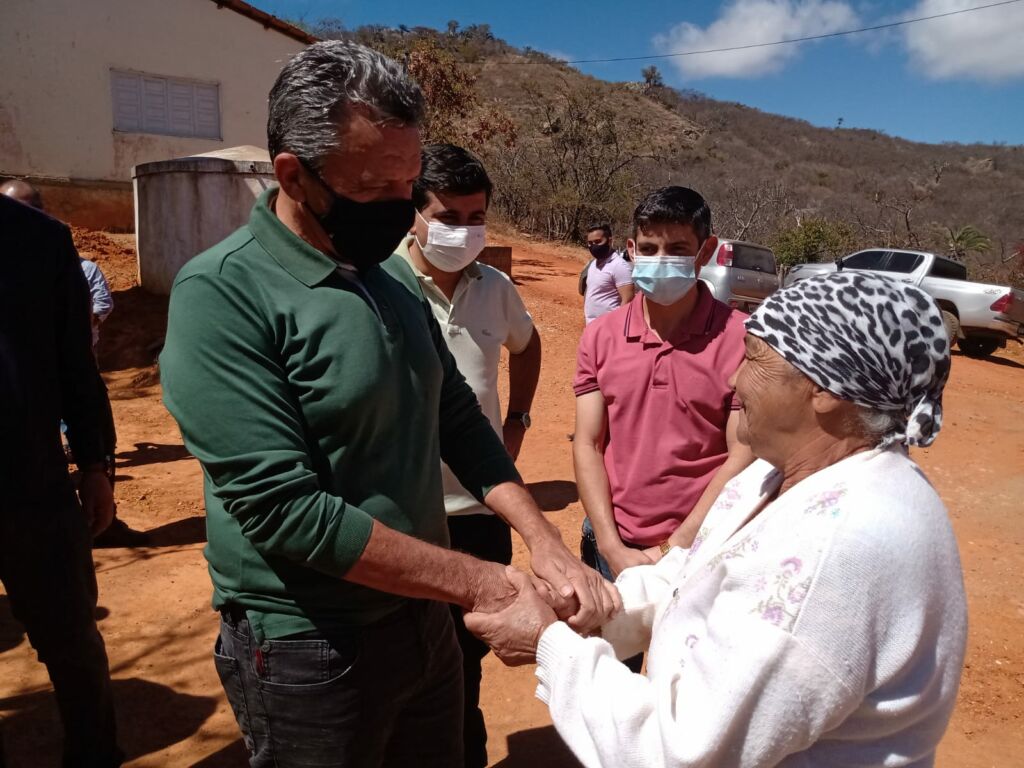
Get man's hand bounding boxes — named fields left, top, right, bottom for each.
left=472, top=560, right=577, bottom=621
left=79, top=469, right=114, bottom=536
left=529, top=536, right=621, bottom=633
left=603, top=545, right=654, bottom=580
left=464, top=566, right=558, bottom=666
left=470, top=560, right=520, bottom=615
left=502, top=421, right=526, bottom=462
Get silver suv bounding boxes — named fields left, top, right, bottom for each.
left=700, top=239, right=780, bottom=313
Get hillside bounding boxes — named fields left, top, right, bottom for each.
left=473, top=53, right=1023, bottom=281
left=308, top=22, right=1024, bottom=285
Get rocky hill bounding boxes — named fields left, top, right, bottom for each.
left=311, top=22, right=1024, bottom=283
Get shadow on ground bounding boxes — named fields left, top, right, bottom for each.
left=494, top=725, right=582, bottom=767
left=191, top=738, right=249, bottom=766
left=117, top=441, right=192, bottom=468
left=526, top=481, right=579, bottom=512
left=0, top=596, right=25, bottom=654
left=145, top=516, right=207, bottom=547
left=0, top=677, right=217, bottom=764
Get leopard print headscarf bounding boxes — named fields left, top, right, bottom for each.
left=746, top=271, right=951, bottom=447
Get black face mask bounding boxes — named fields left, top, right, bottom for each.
left=305, top=168, right=415, bottom=272
left=588, top=242, right=612, bottom=260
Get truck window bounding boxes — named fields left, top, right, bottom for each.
left=841, top=250, right=888, bottom=270
left=884, top=252, right=924, bottom=273
left=731, top=244, right=777, bottom=273
left=928, top=258, right=968, bottom=281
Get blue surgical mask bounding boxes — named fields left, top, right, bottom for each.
left=631, top=255, right=697, bottom=305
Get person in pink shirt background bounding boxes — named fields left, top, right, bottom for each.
left=573, top=186, right=754, bottom=669
left=582, top=223, right=634, bottom=324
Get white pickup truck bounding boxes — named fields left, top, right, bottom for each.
left=783, top=248, right=1024, bottom=358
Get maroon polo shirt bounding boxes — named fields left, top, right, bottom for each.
left=573, top=284, right=747, bottom=546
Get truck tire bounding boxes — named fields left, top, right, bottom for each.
left=941, top=310, right=960, bottom=344
left=958, top=337, right=1001, bottom=358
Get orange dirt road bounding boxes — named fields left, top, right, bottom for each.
left=1, top=233, right=1021, bottom=766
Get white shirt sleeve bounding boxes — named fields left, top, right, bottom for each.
left=536, top=616, right=856, bottom=768
left=600, top=547, right=689, bottom=660
left=499, top=273, right=535, bottom=354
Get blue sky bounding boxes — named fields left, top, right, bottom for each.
left=260, top=0, right=1023, bottom=145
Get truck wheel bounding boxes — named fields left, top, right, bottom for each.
left=941, top=311, right=960, bottom=344
left=957, top=337, right=1001, bottom=358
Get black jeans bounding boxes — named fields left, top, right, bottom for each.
left=215, top=599, right=464, bottom=768
left=580, top=517, right=644, bottom=674
left=0, top=485, right=121, bottom=767
left=447, top=513, right=514, bottom=768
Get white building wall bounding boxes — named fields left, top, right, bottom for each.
left=0, top=0, right=306, bottom=183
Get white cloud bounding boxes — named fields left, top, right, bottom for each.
left=653, top=0, right=859, bottom=79
left=902, top=0, right=1024, bottom=81
left=543, top=49, right=575, bottom=62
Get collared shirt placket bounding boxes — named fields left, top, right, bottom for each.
left=421, top=274, right=475, bottom=341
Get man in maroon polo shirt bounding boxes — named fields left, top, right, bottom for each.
left=573, top=187, right=754, bottom=619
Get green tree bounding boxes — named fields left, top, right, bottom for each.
left=641, top=65, right=664, bottom=89
left=771, top=219, right=856, bottom=273
left=946, top=225, right=992, bottom=261
left=394, top=38, right=516, bottom=150
left=483, top=82, right=663, bottom=242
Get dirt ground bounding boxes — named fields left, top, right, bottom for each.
left=1, top=230, right=1021, bottom=766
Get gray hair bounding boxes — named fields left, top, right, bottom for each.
left=854, top=405, right=904, bottom=448
left=267, top=41, right=425, bottom=167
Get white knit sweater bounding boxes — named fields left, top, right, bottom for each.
left=536, top=448, right=968, bottom=767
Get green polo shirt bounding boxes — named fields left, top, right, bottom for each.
left=160, top=188, right=520, bottom=641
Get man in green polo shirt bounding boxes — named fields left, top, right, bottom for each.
left=160, top=41, right=617, bottom=768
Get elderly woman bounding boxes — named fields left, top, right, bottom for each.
left=467, top=272, right=968, bottom=767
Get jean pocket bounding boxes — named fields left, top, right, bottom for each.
left=213, top=635, right=255, bottom=752
left=255, top=635, right=360, bottom=693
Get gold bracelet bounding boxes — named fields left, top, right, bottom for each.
left=659, top=540, right=672, bottom=555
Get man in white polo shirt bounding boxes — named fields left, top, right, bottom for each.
left=394, top=143, right=542, bottom=768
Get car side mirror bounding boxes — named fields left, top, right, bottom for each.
left=835, top=258, right=843, bottom=271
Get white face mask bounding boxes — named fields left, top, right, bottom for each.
left=416, top=213, right=487, bottom=273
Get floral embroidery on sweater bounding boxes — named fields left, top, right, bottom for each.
left=690, top=526, right=710, bottom=556
left=755, top=556, right=812, bottom=631
left=702, top=532, right=759, bottom=572
left=690, top=479, right=745, bottom=557
left=804, top=485, right=848, bottom=517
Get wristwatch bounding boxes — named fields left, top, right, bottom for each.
left=505, top=411, right=532, bottom=429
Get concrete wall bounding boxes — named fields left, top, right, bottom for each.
left=0, top=175, right=135, bottom=231
left=0, top=0, right=304, bottom=191
left=135, top=158, right=274, bottom=294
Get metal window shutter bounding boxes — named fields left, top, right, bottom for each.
left=168, top=80, right=195, bottom=137
left=141, top=76, right=169, bottom=134
left=194, top=83, right=220, bottom=139
left=110, top=71, right=142, bottom=132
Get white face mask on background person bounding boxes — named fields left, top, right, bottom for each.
left=416, top=213, right=487, bottom=273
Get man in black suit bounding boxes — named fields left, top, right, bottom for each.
left=0, top=194, right=122, bottom=766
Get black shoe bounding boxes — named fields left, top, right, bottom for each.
left=93, top=517, right=151, bottom=548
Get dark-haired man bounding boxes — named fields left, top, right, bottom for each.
left=160, top=42, right=616, bottom=767
left=574, top=188, right=754, bottom=647
left=582, top=222, right=633, bottom=324
left=392, top=142, right=542, bottom=767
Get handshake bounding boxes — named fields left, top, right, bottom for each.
left=463, top=540, right=622, bottom=667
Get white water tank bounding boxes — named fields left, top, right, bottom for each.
left=133, top=145, right=274, bottom=294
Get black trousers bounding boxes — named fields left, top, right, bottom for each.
left=0, top=485, right=121, bottom=767
left=216, top=599, right=464, bottom=768
left=447, top=513, right=514, bottom=768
